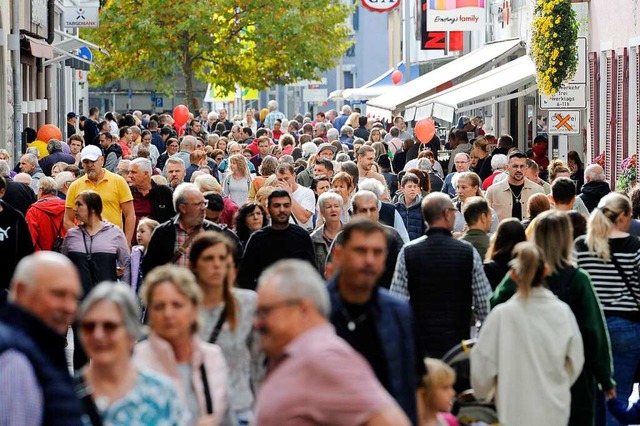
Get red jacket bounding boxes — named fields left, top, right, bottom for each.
left=24, top=196, right=67, bottom=251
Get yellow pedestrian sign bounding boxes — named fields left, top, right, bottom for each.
left=548, top=110, right=580, bottom=135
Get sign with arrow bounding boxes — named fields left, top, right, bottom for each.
left=548, top=110, right=580, bottom=135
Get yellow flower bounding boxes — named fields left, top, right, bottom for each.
left=553, top=33, right=558, bottom=38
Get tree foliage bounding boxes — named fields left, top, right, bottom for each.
left=83, top=0, right=354, bottom=109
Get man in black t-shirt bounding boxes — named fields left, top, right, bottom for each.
left=237, top=190, right=315, bottom=290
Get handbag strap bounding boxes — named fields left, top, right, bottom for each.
left=208, top=306, right=227, bottom=344
left=610, top=254, right=640, bottom=309
left=73, top=372, right=104, bottom=426
left=171, top=230, right=199, bottom=264
left=200, top=364, right=214, bottom=414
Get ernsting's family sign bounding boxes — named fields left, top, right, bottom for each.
left=426, top=0, right=485, bottom=31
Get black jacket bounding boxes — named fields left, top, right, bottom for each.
left=0, top=304, right=84, bottom=425
left=142, top=216, right=241, bottom=276
left=40, top=150, right=76, bottom=176
left=131, top=181, right=176, bottom=224
left=3, top=178, right=36, bottom=216
left=578, top=181, right=611, bottom=212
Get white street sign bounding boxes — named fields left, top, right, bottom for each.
left=548, top=110, right=580, bottom=135
left=303, top=88, right=328, bottom=103
left=540, top=83, right=586, bottom=109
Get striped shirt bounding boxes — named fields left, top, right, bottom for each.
left=574, top=235, right=640, bottom=318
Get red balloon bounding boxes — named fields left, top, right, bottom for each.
left=391, top=70, right=403, bottom=85
left=415, top=118, right=436, bottom=143
left=36, top=124, right=62, bottom=143
left=173, top=105, right=190, bottom=127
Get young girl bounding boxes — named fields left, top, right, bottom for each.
left=418, top=358, right=459, bottom=426
left=471, top=242, right=584, bottom=426
left=130, top=218, right=159, bottom=295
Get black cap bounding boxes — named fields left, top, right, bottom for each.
left=67, top=112, right=77, bottom=119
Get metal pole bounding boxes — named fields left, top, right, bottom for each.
left=11, top=0, right=23, bottom=159
left=403, top=0, right=412, bottom=83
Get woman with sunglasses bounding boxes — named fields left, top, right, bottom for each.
left=134, top=264, right=232, bottom=426
left=78, top=282, right=184, bottom=425
left=190, top=232, right=262, bottom=426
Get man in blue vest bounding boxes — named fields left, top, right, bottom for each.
left=390, top=192, right=492, bottom=359
left=0, top=251, right=84, bottom=425
left=327, top=218, right=420, bottom=424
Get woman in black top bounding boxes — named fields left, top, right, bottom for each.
left=483, top=218, right=526, bottom=289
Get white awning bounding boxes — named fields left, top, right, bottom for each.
left=365, top=38, right=525, bottom=120
left=409, top=56, right=538, bottom=123
left=43, top=29, right=108, bottom=67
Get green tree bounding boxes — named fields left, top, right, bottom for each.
left=84, top=0, right=354, bottom=110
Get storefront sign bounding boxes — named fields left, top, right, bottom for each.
left=362, top=0, right=400, bottom=13
left=64, top=2, right=100, bottom=28
left=426, top=0, right=485, bottom=31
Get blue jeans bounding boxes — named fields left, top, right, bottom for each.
left=603, top=316, right=640, bottom=426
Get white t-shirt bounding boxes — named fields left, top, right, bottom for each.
left=290, top=185, right=316, bottom=230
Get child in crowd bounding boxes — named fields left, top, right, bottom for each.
left=418, top=358, right=460, bottom=426
left=129, top=218, right=159, bottom=294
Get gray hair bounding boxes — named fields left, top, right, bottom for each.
left=55, top=171, right=75, bottom=190
left=166, top=157, right=185, bottom=169
left=130, top=157, right=152, bottom=175
left=23, top=153, right=39, bottom=167
left=173, top=182, right=199, bottom=211
left=0, top=160, right=10, bottom=177
left=267, top=100, right=278, bottom=110
left=358, top=178, right=384, bottom=199
left=585, top=164, right=606, bottom=182
left=46, top=139, right=63, bottom=154
left=181, top=136, right=196, bottom=149
left=258, top=259, right=330, bottom=318
left=341, top=105, right=352, bottom=115
left=417, top=158, right=433, bottom=172
left=26, top=147, right=40, bottom=157
left=14, top=173, right=32, bottom=185
left=79, top=281, right=142, bottom=339
left=421, top=192, right=455, bottom=226
left=340, top=125, right=354, bottom=137
left=491, top=154, right=508, bottom=171
left=37, top=176, right=58, bottom=195
left=130, top=126, right=141, bottom=135
left=327, top=128, right=339, bottom=141
left=352, top=190, right=378, bottom=210
left=336, top=153, right=350, bottom=163
left=317, top=191, right=344, bottom=211
left=10, top=251, right=76, bottom=295
left=280, top=155, right=294, bottom=164
left=315, top=122, right=327, bottom=133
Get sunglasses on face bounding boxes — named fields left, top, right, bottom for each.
left=80, top=320, right=123, bottom=334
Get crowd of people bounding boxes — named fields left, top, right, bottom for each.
left=1, top=103, right=640, bottom=426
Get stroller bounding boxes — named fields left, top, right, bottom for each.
left=442, top=338, right=499, bottom=426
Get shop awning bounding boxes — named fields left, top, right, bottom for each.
left=329, top=61, right=420, bottom=101
left=365, top=38, right=525, bottom=120
left=23, top=36, right=54, bottom=59
left=43, top=29, right=108, bottom=68
left=408, top=55, right=538, bottom=123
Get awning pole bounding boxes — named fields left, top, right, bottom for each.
left=403, top=0, right=412, bottom=84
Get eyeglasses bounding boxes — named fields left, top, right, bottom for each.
left=184, top=200, right=209, bottom=207
left=254, top=299, right=301, bottom=320
left=80, top=320, right=123, bottom=334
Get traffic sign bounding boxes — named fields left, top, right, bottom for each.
left=548, top=110, right=580, bottom=135
left=155, top=97, right=163, bottom=108
left=539, top=83, right=586, bottom=109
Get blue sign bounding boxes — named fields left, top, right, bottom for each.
left=128, top=89, right=133, bottom=99
left=155, top=97, right=163, bottom=107
left=77, top=46, right=92, bottom=61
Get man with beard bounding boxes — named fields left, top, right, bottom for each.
left=486, top=151, right=544, bottom=222
left=327, top=218, right=419, bottom=424
left=253, top=259, right=410, bottom=426
left=357, top=146, right=390, bottom=201
left=237, top=189, right=315, bottom=291
left=141, top=183, right=240, bottom=274
left=165, top=158, right=187, bottom=190
left=63, top=145, right=135, bottom=244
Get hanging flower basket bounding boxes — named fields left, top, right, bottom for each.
left=530, top=0, right=579, bottom=95
left=616, top=155, right=637, bottom=193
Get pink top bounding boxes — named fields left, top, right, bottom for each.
left=254, top=324, right=395, bottom=426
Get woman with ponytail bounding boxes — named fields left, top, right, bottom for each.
left=189, top=231, right=263, bottom=425
left=491, top=210, right=614, bottom=426
left=575, top=192, right=640, bottom=426
left=471, top=242, right=584, bottom=426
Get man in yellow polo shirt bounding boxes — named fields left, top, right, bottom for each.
left=63, top=145, right=135, bottom=245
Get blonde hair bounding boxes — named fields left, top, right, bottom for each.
left=421, top=358, right=456, bottom=404
left=509, top=242, right=547, bottom=298
left=195, top=174, right=222, bottom=194
left=455, top=172, right=483, bottom=197
left=141, top=265, right=203, bottom=333
left=137, top=217, right=160, bottom=233
left=532, top=211, right=575, bottom=275
left=586, top=192, right=631, bottom=261
left=229, top=154, right=250, bottom=177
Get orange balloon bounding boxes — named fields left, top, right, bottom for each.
left=415, top=118, right=436, bottom=143
left=173, top=105, right=190, bottom=127
left=36, top=124, right=63, bottom=143
left=391, top=70, right=403, bottom=85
